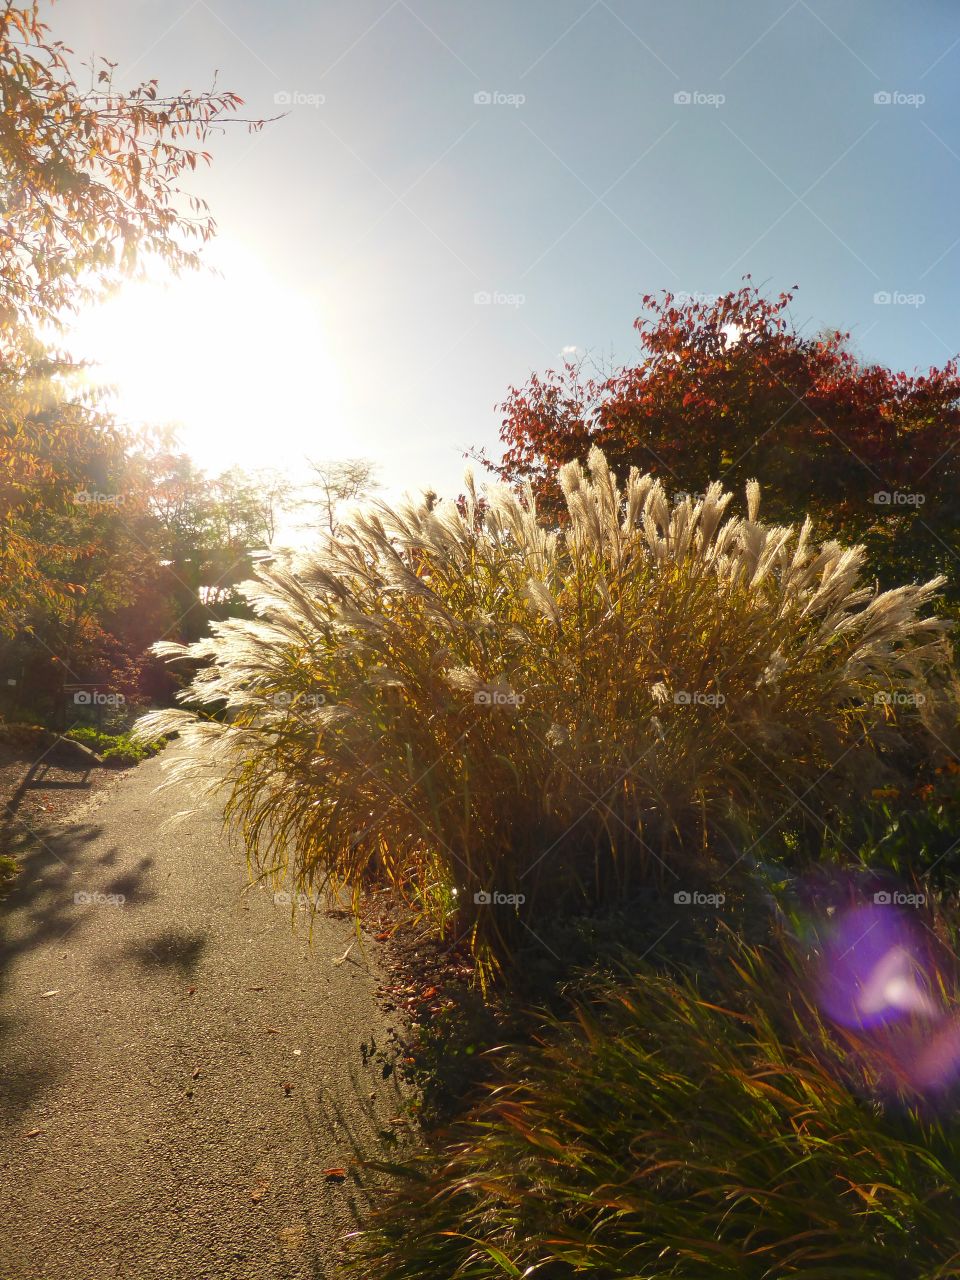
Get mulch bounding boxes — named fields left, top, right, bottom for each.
left=0, top=742, right=128, bottom=861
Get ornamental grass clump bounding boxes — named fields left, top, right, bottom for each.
left=348, top=938, right=960, bottom=1279
left=136, top=447, right=949, bottom=977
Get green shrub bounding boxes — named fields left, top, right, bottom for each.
left=99, top=742, right=147, bottom=768
left=63, top=725, right=105, bottom=750
left=818, top=761, right=960, bottom=890
left=0, top=854, right=19, bottom=896
left=350, top=939, right=960, bottom=1279
left=64, top=727, right=164, bottom=760
left=137, top=449, right=950, bottom=979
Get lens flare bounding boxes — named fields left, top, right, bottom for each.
left=814, top=897, right=960, bottom=1095
left=818, top=904, right=938, bottom=1029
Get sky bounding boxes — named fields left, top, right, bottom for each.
left=53, top=0, right=960, bottom=505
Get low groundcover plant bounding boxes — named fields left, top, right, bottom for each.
left=347, top=937, right=960, bottom=1279
left=136, top=448, right=950, bottom=977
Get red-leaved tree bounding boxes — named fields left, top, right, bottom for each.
left=487, top=281, right=960, bottom=601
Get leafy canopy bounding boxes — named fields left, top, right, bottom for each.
left=0, top=0, right=262, bottom=333
left=490, top=281, right=960, bottom=601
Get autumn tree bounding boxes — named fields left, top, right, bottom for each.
left=0, top=336, right=128, bottom=632
left=490, top=281, right=960, bottom=602
left=0, top=0, right=263, bottom=636
left=0, top=1, right=264, bottom=335
left=300, top=457, right=380, bottom=535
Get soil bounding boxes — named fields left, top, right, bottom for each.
left=0, top=741, right=130, bottom=868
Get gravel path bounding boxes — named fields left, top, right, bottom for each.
left=0, top=744, right=406, bottom=1280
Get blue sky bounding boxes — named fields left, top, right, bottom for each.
left=54, top=0, right=960, bottom=501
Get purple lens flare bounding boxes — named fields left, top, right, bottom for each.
left=814, top=899, right=960, bottom=1095
left=818, top=904, right=938, bottom=1030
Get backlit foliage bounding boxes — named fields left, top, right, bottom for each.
left=138, top=449, right=949, bottom=978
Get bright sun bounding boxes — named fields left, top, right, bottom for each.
left=64, top=240, right=341, bottom=475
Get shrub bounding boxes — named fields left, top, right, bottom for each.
left=349, top=938, right=960, bottom=1279
left=99, top=741, right=148, bottom=768
left=64, top=727, right=164, bottom=765
left=63, top=726, right=107, bottom=750
left=491, top=283, right=960, bottom=615
left=819, top=756, right=960, bottom=889
left=136, top=449, right=950, bottom=978
left=0, top=854, right=18, bottom=895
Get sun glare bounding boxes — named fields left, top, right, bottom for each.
left=64, top=241, right=341, bottom=474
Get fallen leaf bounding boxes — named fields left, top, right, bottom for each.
left=374, top=931, right=390, bottom=942
left=277, top=1225, right=306, bottom=1249
left=40, top=989, right=59, bottom=999
left=322, top=1167, right=347, bottom=1181
left=422, top=986, right=438, bottom=999
left=266, top=1026, right=280, bottom=1035
left=246, top=985, right=265, bottom=992
left=283, top=1082, right=293, bottom=1095
left=192, top=1067, right=201, bottom=1080
left=25, top=1128, right=41, bottom=1138
left=292, top=1049, right=302, bottom=1057
left=250, top=1186, right=268, bottom=1203
left=187, top=986, right=196, bottom=996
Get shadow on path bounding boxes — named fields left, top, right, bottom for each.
left=117, top=926, right=208, bottom=975
left=0, top=818, right=157, bottom=1120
